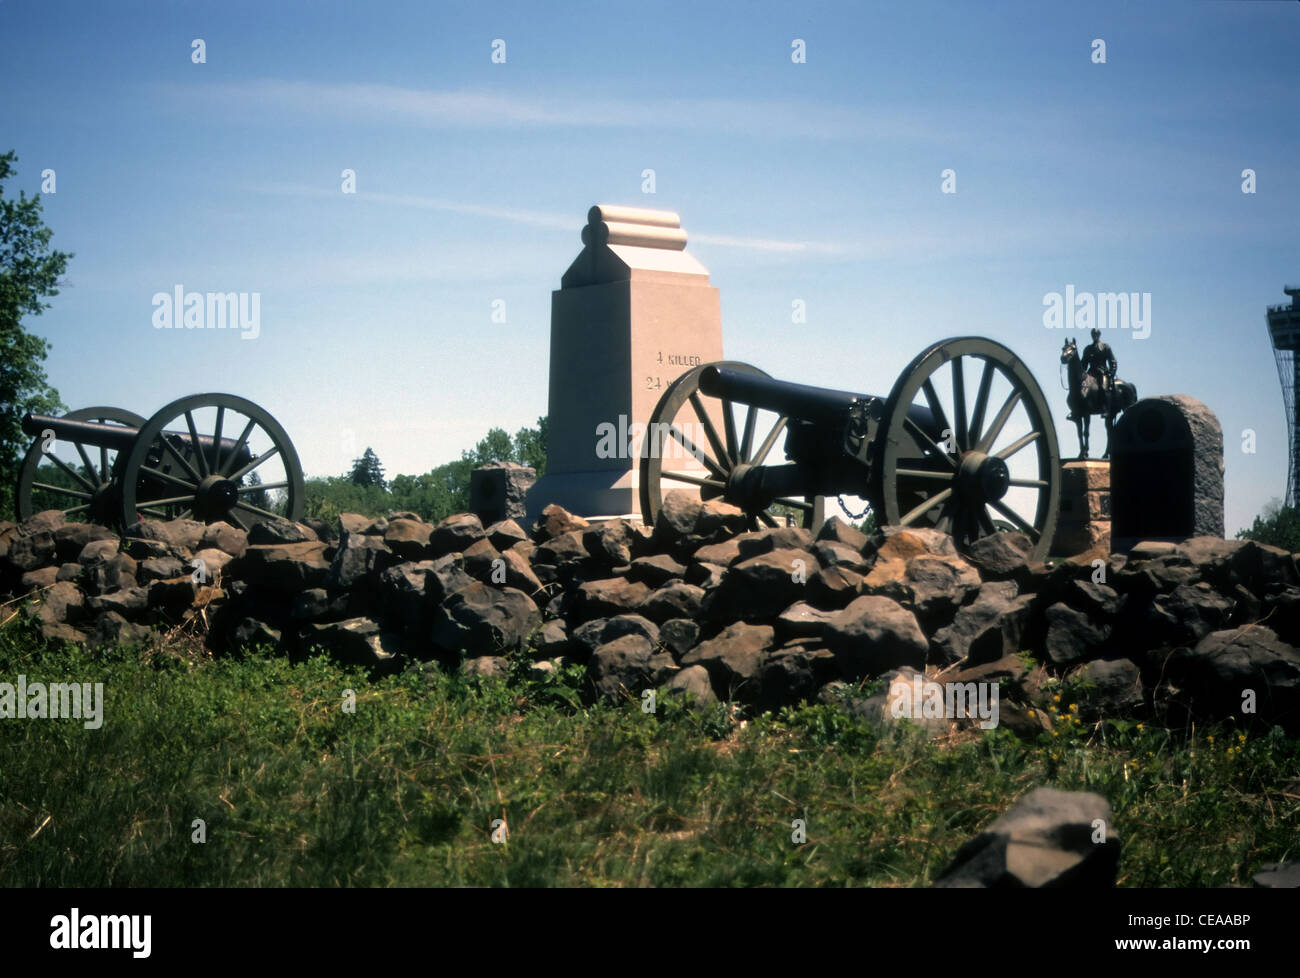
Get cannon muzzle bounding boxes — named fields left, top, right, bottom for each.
left=698, top=366, right=867, bottom=424
left=22, top=412, right=249, bottom=461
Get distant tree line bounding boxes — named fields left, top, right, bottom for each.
left=303, top=418, right=547, bottom=524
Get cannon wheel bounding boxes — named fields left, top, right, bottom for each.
left=119, top=393, right=305, bottom=530
left=872, top=337, right=1061, bottom=561
left=15, top=406, right=147, bottom=524
left=639, top=362, right=826, bottom=531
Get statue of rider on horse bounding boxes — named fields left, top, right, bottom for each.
left=1061, top=328, right=1137, bottom=460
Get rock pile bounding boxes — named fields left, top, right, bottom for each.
left=3, top=492, right=1299, bottom=732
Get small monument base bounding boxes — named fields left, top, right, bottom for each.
left=1052, top=460, right=1111, bottom=556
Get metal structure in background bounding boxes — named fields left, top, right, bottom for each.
left=16, top=393, right=304, bottom=530
left=1267, top=286, right=1300, bottom=509
left=639, top=336, right=1062, bottom=561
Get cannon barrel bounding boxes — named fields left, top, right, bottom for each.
left=22, top=413, right=247, bottom=459
left=698, top=366, right=941, bottom=439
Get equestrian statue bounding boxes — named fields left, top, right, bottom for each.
left=1060, top=328, right=1137, bottom=459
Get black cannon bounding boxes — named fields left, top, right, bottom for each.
left=639, top=336, right=1062, bottom=560
left=16, top=393, right=304, bottom=530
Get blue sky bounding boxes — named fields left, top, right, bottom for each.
left=2, top=0, right=1297, bottom=533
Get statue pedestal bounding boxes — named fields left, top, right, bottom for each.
left=1052, top=460, right=1111, bottom=556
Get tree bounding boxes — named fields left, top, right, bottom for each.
left=463, top=428, right=514, bottom=467
left=348, top=447, right=386, bottom=490
left=1237, top=500, right=1300, bottom=553
left=513, top=416, right=547, bottom=476
left=1, top=151, right=69, bottom=519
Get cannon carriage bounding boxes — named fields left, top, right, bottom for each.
left=15, top=393, right=304, bottom=530
left=639, top=336, right=1062, bottom=560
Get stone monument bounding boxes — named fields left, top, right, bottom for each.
left=1110, top=394, right=1224, bottom=552
left=526, top=205, right=724, bottom=522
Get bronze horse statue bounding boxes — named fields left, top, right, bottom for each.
left=1060, top=338, right=1137, bottom=459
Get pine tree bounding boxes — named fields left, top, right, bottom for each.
left=348, top=447, right=386, bottom=490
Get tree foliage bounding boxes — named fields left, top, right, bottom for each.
left=1236, top=500, right=1300, bottom=553
left=305, top=418, right=547, bottom=525
left=0, top=151, right=69, bottom=519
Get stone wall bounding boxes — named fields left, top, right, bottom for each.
left=3, top=493, right=1299, bottom=733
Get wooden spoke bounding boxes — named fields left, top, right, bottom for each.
left=773, top=497, right=814, bottom=512
left=895, top=468, right=954, bottom=481
left=951, top=357, right=969, bottom=451
left=689, top=393, right=730, bottom=471
left=721, top=399, right=739, bottom=468
left=161, top=436, right=204, bottom=485
left=968, top=359, right=994, bottom=447
left=740, top=406, right=757, bottom=462
left=63, top=504, right=91, bottom=516
left=227, top=444, right=280, bottom=482
left=904, top=415, right=959, bottom=469
left=210, top=405, right=225, bottom=475
left=758, top=510, right=779, bottom=528
left=237, top=480, right=291, bottom=493
left=139, top=465, right=199, bottom=492
left=976, top=389, right=1023, bottom=454
left=73, top=442, right=97, bottom=482
left=47, top=453, right=97, bottom=493
left=976, top=506, right=997, bottom=537
left=921, top=378, right=951, bottom=452
left=659, top=470, right=727, bottom=490
left=226, top=510, right=249, bottom=532
left=184, top=411, right=209, bottom=478
left=668, top=425, right=726, bottom=479
left=901, top=487, right=952, bottom=526
left=990, top=499, right=1040, bottom=541
left=99, top=445, right=109, bottom=483
left=234, top=501, right=283, bottom=521
left=219, top=418, right=258, bottom=478
left=996, top=430, right=1041, bottom=460
left=751, top=416, right=788, bottom=467
left=1008, top=478, right=1049, bottom=489
left=136, top=494, right=198, bottom=508
left=33, top=482, right=93, bottom=500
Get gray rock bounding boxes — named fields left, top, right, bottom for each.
left=1072, top=657, right=1145, bottom=720
left=1146, top=582, right=1234, bottom=646
left=7, top=531, right=55, bottom=571
left=659, top=618, right=700, bottom=659
left=931, top=582, right=1032, bottom=666
left=1043, top=603, right=1110, bottom=667
left=663, top=664, right=717, bottom=709
left=824, top=595, right=927, bottom=680
left=806, top=565, right=866, bottom=609
left=572, top=614, right=660, bottom=657
left=534, top=504, right=589, bottom=541
left=584, top=519, right=637, bottom=567
left=429, top=513, right=486, bottom=557
left=1166, top=625, right=1300, bottom=732
left=432, top=583, right=540, bottom=656
left=20, top=566, right=57, bottom=591
left=965, top=532, right=1034, bottom=583
left=815, top=515, right=869, bottom=552
left=462, top=538, right=503, bottom=582
left=126, top=518, right=207, bottom=553
left=639, top=581, right=706, bottom=623
left=32, top=580, right=85, bottom=626
left=693, top=538, right=742, bottom=567
left=230, top=541, right=330, bottom=591
left=53, top=523, right=118, bottom=563
left=460, top=655, right=510, bottom=679
left=138, top=556, right=186, bottom=583
left=708, top=548, right=819, bottom=622
left=485, top=519, right=530, bottom=551
left=304, top=617, right=399, bottom=666
left=535, top=619, right=571, bottom=658
left=1252, top=861, right=1300, bottom=888
left=588, top=634, right=665, bottom=703
left=933, top=787, right=1120, bottom=887
left=735, top=526, right=814, bottom=561
left=247, top=517, right=317, bottom=545
left=534, top=529, right=590, bottom=568
left=87, top=586, right=150, bottom=617
left=576, top=577, right=651, bottom=620
left=849, top=667, right=952, bottom=736
left=652, top=490, right=701, bottom=550
left=775, top=601, right=839, bottom=639
left=383, top=518, right=433, bottom=560
left=759, top=641, right=839, bottom=708
left=327, top=532, right=395, bottom=590
left=629, top=553, right=687, bottom=586
left=230, top=616, right=283, bottom=652
left=82, top=553, right=138, bottom=595
left=681, top=622, right=774, bottom=702
left=812, top=540, right=869, bottom=572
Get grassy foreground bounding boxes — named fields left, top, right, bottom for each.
left=0, top=617, right=1295, bottom=887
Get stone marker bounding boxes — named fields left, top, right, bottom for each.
left=470, top=461, right=536, bottom=524
left=1111, top=395, right=1223, bottom=552
left=526, top=205, right=724, bottom=522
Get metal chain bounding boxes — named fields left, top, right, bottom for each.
left=836, top=494, right=871, bottom=521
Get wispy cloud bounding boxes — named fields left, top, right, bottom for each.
left=155, top=78, right=949, bottom=144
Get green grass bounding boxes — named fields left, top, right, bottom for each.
left=0, top=616, right=1295, bottom=887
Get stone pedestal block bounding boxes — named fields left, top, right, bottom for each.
left=1053, top=461, right=1111, bottom=557
left=470, top=462, right=536, bottom=524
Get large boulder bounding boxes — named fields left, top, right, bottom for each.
left=428, top=514, right=486, bottom=557
left=681, top=622, right=774, bottom=702
left=432, top=583, right=540, bottom=657
left=303, top=617, right=400, bottom=667
left=572, top=614, right=660, bottom=658
left=931, top=581, right=1033, bottom=666
left=587, top=634, right=676, bottom=703
left=824, top=595, right=927, bottom=680
left=1165, top=625, right=1300, bottom=732
left=933, top=787, right=1120, bottom=888
left=707, top=549, right=819, bottom=622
